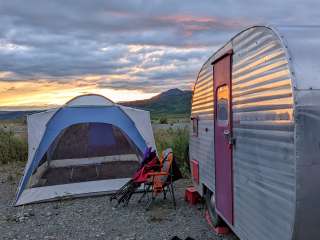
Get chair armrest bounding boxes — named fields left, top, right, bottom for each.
left=148, top=164, right=162, bottom=168
left=147, top=172, right=168, bottom=177
left=145, top=164, right=162, bottom=170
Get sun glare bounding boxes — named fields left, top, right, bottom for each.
left=0, top=80, right=157, bottom=110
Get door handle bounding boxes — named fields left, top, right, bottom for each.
left=223, top=129, right=230, bottom=136
left=223, top=129, right=236, bottom=146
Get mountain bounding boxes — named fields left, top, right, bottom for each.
left=0, top=88, right=192, bottom=122
left=121, top=88, right=192, bottom=119
left=0, top=110, right=42, bottom=121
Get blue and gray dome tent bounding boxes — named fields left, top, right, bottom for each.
left=15, top=94, right=156, bottom=206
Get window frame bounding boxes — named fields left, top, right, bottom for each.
left=191, top=116, right=199, bottom=137
left=216, top=84, right=229, bottom=127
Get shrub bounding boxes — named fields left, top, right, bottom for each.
left=154, top=127, right=190, bottom=177
left=159, top=116, right=168, bottom=124
left=0, top=129, right=27, bottom=164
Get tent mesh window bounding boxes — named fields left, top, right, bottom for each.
left=31, top=123, right=140, bottom=187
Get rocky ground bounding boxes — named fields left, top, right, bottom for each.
left=0, top=162, right=237, bottom=240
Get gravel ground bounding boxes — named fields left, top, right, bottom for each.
left=0, top=162, right=237, bottom=240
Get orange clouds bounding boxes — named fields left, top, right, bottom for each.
left=0, top=78, right=157, bottom=109
left=157, top=15, right=250, bottom=36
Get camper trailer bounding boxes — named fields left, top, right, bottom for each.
left=189, top=25, right=320, bottom=240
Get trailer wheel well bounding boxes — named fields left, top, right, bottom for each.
left=204, top=186, right=223, bottom=227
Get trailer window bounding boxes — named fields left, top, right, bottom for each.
left=192, top=117, right=198, bottom=137
left=217, top=85, right=229, bottom=126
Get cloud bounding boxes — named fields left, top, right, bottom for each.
left=0, top=0, right=318, bottom=105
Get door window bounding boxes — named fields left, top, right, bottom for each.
left=217, top=85, right=229, bottom=126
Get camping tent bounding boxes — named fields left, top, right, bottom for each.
left=15, top=94, right=156, bottom=206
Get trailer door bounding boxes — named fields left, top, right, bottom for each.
left=214, top=53, right=233, bottom=225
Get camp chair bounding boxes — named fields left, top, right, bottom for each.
left=138, top=148, right=176, bottom=210
left=109, top=147, right=159, bottom=206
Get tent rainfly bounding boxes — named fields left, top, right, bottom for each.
left=15, top=94, right=156, bottom=206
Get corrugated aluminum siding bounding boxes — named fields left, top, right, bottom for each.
left=231, top=27, right=295, bottom=240
left=190, top=60, right=215, bottom=194
left=190, top=26, right=296, bottom=240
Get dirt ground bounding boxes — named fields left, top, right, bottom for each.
left=0, top=162, right=237, bottom=240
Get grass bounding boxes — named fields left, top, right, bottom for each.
left=0, top=129, right=27, bottom=164
left=154, top=127, right=190, bottom=177
left=151, top=113, right=190, bottom=124
left=0, top=123, right=191, bottom=179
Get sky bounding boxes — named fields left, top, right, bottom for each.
left=0, top=0, right=318, bottom=109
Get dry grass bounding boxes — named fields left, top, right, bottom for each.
left=0, top=123, right=191, bottom=178
left=154, top=127, right=190, bottom=177
left=0, top=129, right=27, bottom=164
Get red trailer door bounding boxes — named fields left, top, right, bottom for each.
left=214, top=53, right=233, bottom=225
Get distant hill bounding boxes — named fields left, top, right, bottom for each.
left=0, top=88, right=192, bottom=122
left=121, top=88, right=192, bottom=119
left=0, top=110, right=42, bottom=121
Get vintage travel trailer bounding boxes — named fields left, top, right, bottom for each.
left=189, top=25, right=320, bottom=240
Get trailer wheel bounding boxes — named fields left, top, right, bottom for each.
left=205, top=190, right=222, bottom=227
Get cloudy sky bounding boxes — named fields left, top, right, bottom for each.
left=0, top=0, right=318, bottom=109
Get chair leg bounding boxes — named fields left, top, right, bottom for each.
left=163, top=188, right=167, bottom=200
left=124, top=191, right=134, bottom=206
left=110, top=180, right=132, bottom=202
left=146, top=190, right=155, bottom=211
left=138, top=191, right=147, bottom=203
left=169, top=182, right=176, bottom=209
left=146, top=182, right=157, bottom=211
left=138, top=184, right=150, bottom=203
left=116, top=192, right=127, bottom=206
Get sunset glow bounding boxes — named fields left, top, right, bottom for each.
left=0, top=1, right=310, bottom=110
left=0, top=79, right=157, bottom=110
